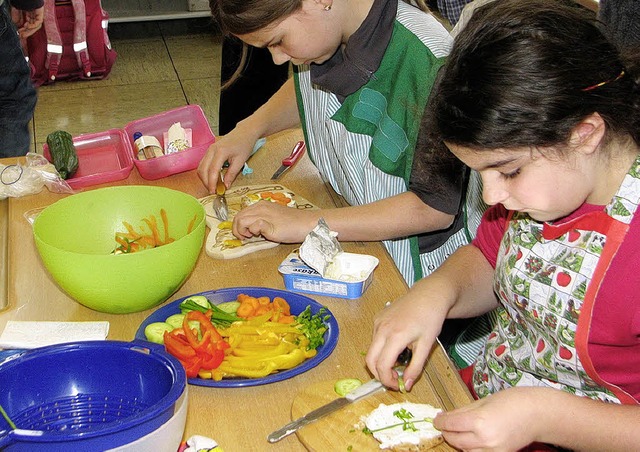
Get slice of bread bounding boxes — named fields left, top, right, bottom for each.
left=363, top=402, right=443, bottom=451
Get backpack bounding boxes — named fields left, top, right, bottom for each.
left=25, top=0, right=117, bottom=86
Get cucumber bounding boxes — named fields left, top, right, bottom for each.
left=217, top=301, right=240, bottom=315
left=165, top=314, right=186, bottom=330
left=165, top=313, right=200, bottom=332
left=144, top=322, right=173, bottom=344
left=182, top=295, right=211, bottom=309
left=46, top=130, right=79, bottom=180
left=334, top=378, right=363, bottom=396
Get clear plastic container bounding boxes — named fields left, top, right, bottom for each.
left=43, top=129, right=134, bottom=189
left=123, top=105, right=216, bottom=180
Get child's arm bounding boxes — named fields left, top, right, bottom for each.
left=232, top=191, right=455, bottom=243
left=434, top=386, right=640, bottom=451
left=366, top=244, right=498, bottom=390
left=197, top=78, right=300, bottom=193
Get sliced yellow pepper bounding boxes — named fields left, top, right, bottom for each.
left=231, top=341, right=296, bottom=358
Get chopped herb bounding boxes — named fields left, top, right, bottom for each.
left=347, top=446, right=353, bottom=451
left=394, top=408, right=418, bottom=431
left=295, top=305, right=329, bottom=350
left=363, top=416, right=434, bottom=434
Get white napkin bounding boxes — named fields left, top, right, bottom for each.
left=0, top=321, right=109, bottom=349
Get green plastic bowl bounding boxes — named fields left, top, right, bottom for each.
left=33, top=186, right=206, bottom=314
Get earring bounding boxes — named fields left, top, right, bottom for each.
left=324, top=4, right=332, bottom=10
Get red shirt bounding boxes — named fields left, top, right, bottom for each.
left=473, top=204, right=640, bottom=402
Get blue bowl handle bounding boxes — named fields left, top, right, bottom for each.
left=130, top=338, right=164, bottom=352
left=129, top=339, right=177, bottom=363
left=0, top=349, right=27, bottom=365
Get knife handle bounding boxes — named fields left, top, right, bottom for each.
left=282, top=140, right=306, bottom=167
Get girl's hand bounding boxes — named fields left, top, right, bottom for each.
left=232, top=201, right=318, bottom=243
left=197, top=129, right=260, bottom=193
left=11, top=6, right=44, bottom=39
left=365, top=290, right=448, bottom=391
left=366, top=245, right=497, bottom=392
left=434, top=387, right=540, bottom=451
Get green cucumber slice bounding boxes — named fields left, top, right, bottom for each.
left=144, top=322, right=173, bottom=344
left=165, top=314, right=186, bottom=330
left=334, top=378, right=363, bottom=396
left=216, top=301, right=240, bottom=315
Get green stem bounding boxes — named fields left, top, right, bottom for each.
left=0, top=403, right=16, bottom=430
left=368, top=418, right=434, bottom=434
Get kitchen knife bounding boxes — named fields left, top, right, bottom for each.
left=270, top=140, right=306, bottom=180
left=211, top=171, right=228, bottom=221
left=267, top=377, right=384, bottom=443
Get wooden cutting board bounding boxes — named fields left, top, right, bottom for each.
left=199, top=184, right=317, bottom=259
left=291, top=380, right=450, bottom=451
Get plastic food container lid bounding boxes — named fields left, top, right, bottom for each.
left=278, top=251, right=379, bottom=299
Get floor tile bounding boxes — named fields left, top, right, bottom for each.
left=34, top=81, right=188, bottom=151
left=165, top=33, right=223, bottom=81
left=181, top=78, right=220, bottom=134
left=37, top=38, right=178, bottom=93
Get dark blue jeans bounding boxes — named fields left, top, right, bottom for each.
left=0, top=2, right=37, bottom=157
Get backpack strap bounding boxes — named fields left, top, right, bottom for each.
left=70, top=0, right=91, bottom=77
left=42, top=0, right=92, bottom=81
left=42, top=0, right=62, bottom=81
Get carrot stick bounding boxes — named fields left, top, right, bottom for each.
left=160, top=208, right=170, bottom=243
left=187, top=214, right=197, bottom=234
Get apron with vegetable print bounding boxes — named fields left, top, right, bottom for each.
left=473, top=156, right=640, bottom=405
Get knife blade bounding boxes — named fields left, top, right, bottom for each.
left=270, top=140, right=306, bottom=180
left=211, top=171, right=228, bottom=221
left=267, top=377, right=384, bottom=443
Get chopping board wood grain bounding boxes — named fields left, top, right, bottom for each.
left=199, top=184, right=317, bottom=259
left=291, top=380, right=451, bottom=451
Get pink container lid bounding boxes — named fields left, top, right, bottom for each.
left=123, top=105, right=216, bottom=180
left=43, top=129, right=134, bottom=189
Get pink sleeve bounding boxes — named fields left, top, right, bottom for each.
left=471, top=204, right=509, bottom=269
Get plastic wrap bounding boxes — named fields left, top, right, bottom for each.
left=0, top=153, right=74, bottom=200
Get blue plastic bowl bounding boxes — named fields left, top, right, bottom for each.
left=0, top=341, right=186, bottom=451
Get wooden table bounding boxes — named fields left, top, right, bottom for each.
left=0, top=129, right=471, bottom=451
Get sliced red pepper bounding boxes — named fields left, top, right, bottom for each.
left=179, top=356, right=203, bottom=378
left=200, top=345, right=224, bottom=370
left=186, top=310, right=225, bottom=343
left=163, top=330, right=196, bottom=360
left=182, top=316, right=211, bottom=352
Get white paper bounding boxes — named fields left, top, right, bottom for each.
left=0, top=321, right=109, bottom=349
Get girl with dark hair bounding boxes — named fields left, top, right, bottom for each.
left=367, top=0, right=640, bottom=449
left=198, top=0, right=486, bottom=288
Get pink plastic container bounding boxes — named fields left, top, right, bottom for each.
left=43, top=129, right=134, bottom=190
left=123, top=105, right=216, bottom=180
